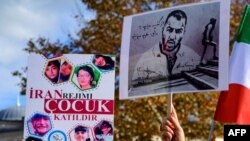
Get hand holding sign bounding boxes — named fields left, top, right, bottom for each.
left=161, top=106, right=185, bottom=141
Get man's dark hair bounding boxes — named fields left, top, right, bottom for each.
left=32, top=113, right=49, bottom=121
left=164, top=10, right=187, bottom=26
left=75, top=125, right=88, bottom=133
left=26, top=136, right=42, bottom=141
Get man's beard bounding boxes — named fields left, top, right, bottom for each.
left=166, top=39, right=181, bottom=52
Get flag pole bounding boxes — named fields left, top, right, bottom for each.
left=208, top=119, right=215, bottom=141
left=167, top=93, right=172, bottom=118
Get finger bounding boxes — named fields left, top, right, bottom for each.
left=161, top=117, right=174, bottom=130
left=166, top=126, right=175, bottom=135
left=162, top=116, right=171, bottom=128
left=166, top=120, right=175, bottom=130
left=170, top=107, right=182, bottom=130
left=171, top=105, right=178, bottom=120
left=162, top=131, right=173, bottom=141
left=161, top=121, right=175, bottom=133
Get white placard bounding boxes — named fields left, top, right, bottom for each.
left=24, top=54, right=115, bottom=141
left=120, top=0, right=230, bottom=99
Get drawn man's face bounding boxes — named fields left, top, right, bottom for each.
left=162, top=16, right=186, bottom=52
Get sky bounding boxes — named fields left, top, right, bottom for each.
left=0, top=0, right=95, bottom=110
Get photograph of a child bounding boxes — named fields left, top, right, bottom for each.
left=27, top=113, right=52, bottom=137
left=69, top=125, right=93, bottom=141
left=94, top=121, right=113, bottom=141
left=93, top=54, right=115, bottom=71
left=44, top=58, right=74, bottom=84
left=71, top=64, right=100, bottom=91
left=45, top=59, right=61, bottom=83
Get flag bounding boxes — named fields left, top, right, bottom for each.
left=214, top=5, right=250, bottom=124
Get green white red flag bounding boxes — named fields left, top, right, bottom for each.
left=214, top=5, right=250, bottom=124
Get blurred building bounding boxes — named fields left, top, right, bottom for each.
left=0, top=104, right=25, bottom=132
left=0, top=97, right=25, bottom=141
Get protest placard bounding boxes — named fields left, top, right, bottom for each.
left=120, top=0, right=230, bottom=99
left=24, top=54, right=115, bottom=141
